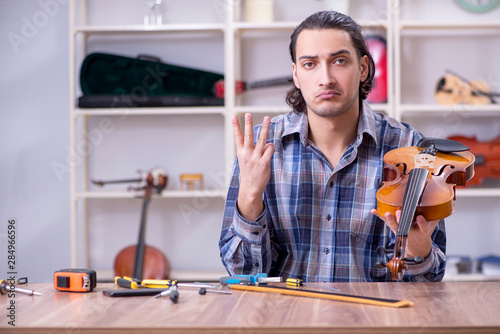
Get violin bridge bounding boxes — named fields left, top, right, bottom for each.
left=414, top=153, right=435, bottom=170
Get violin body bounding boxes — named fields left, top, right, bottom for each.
left=375, top=140, right=475, bottom=280
left=377, top=146, right=475, bottom=221
left=114, top=244, right=170, bottom=280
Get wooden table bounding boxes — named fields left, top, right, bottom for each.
left=1, top=282, right=499, bottom=333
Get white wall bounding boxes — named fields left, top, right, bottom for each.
left=1, top=0, right=71, bottom=282
left=1, top=0, right=499, bottom=283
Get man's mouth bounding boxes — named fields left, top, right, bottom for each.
left=317, top=90, right=341, bottom=99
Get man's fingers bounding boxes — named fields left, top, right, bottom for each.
left=232, top=115, right=244, bottom=151
left=256, top=116, right=271, bottom=150
left=244, top=113, right=255, bottom=148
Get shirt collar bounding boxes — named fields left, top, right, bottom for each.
left=282, top=101, right=379, bottom=148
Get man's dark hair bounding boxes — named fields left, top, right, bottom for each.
left=286, top=11, right=376, bottom=113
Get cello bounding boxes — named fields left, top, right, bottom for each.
left=375, top=138, right=475, bottom=280
left=92, top=167, right=171, bottom=280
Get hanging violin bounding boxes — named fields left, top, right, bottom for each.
left=92, top=167, right=171, bottom=280
left=375, top=138, right=475, bottom=280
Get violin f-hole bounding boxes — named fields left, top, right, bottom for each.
left=432, top=164, right=454, bottom=177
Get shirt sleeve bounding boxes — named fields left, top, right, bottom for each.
left=219, top=158, right=272, bottom=276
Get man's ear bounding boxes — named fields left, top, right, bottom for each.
left=360, top=55, right=369, bottom=82
left=292, top=62, right=300, bottom=89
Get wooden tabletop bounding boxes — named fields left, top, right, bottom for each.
left=1, top=281, right=499, bottom=333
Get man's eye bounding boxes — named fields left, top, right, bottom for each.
left=303, top=62, right=314, bottom=69
left=335, top=59, right=347, bottom=65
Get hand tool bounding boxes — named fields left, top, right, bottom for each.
left=153, top=285, right=179, bottom=303
left=115, top=277, right=216, bottom=289
left=54, top=269, right=97, bottom=292
left=229, top=284, right=414, bottom=308
left=286, top=278, right=339, bottom=292
left=219, top=273, right=282, bottom=286
left=0, top=279, right=42, bottom=296
left=198, top=288, right=231, bottom=295
left=103, top=288, right=168, bottom=297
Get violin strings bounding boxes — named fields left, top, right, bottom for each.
left=397, top=168, right=428, bottom=238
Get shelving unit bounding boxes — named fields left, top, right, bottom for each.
left=69, top=0, right=500, bottom=281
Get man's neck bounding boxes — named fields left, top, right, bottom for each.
left=307, top=102, right=360, bottom=168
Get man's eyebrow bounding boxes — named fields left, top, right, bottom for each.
left=298, top=49, right=352, bottom=61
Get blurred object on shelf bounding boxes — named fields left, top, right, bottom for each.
left=477, top=255, right=500, bottom=276
left=447, top=135, right=500, bottom=187
left=435, top=70, right=499, bottom=105
left=320, top=0, right=350, bottom=14
left=454, top=0, right=500, bottom=13
left=245, top=0, right=273, bottom=22
left=365, top=35, right=387, bottom=104
left=144, top=0, right=162, bottom=25
left=180, top=174, right=204, bottom=191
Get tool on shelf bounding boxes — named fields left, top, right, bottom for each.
left=1, top=279, right=42, bottom=297
left=285, top=278, right=339, bottom=292
left=153, top=285, right=179, bottom=303
left=219, top=273, right=282, bottom=286
left=198, top=288, right=231, bottom=295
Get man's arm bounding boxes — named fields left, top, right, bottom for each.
left=219, top=113, right=275, bottom=275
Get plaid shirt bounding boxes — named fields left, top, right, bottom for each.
left=219, top=102, right=446, bottom=282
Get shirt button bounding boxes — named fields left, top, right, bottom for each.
left=329, top=181, right=334, bottom=188
left=326, top=214, right=332, bottom=221
left=262, top=224, right=266, bottom=229
left=255, top=262, right=260, bottom=268
left=324, top=248, right=330, bottom=254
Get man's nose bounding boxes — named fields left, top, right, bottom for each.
left=319, top=65, right=336, bottom=87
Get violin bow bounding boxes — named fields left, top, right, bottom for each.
left=230, top=284, right=414, bottom=308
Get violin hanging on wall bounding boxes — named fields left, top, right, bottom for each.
left=447, top=135, right=500, bottom=187
left=375, top=138, right=475, bottom=280
left=92, top=167, right=171, bottom=280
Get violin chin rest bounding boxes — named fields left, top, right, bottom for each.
left=417, top=137, right=470, bottom=153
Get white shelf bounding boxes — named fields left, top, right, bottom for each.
left=72, top=106, right=226, bottom=117
left=233, top=103, right=389, bottom=115
left=399, top=21, right=500, bottom=30
left=233, top=19, right=388, bottom=31
left=77, top=190, right=227, bottom=200
left=73, top=23, right=225, bottom=34
left=400, top=104, right=500, bottom=115
left=456, top=188, right=500, bottom=198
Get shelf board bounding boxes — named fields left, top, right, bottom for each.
left=456, top=188, right=500, bottom=197
left=76, top=190, right=227, bottom=200
left=443, top=273, right=500, bottom=282
left=400, top=104, right=500, bottom=115
left=72, top=106, right=226, bottom=116
left=73, top=23, right=225, bottom=34
left=399, top=21, right=500, bottom=30
left=234, top=20, right=388, bottom=31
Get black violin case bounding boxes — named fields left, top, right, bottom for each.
left=78, top=52, right=224, bottom=107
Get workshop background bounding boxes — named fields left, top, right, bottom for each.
left=1, top=0, right=500, bottom=283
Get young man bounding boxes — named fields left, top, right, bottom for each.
left=219, top=11, right=446, bottom=282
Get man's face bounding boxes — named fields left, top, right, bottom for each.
left=292, top=28, right=368, bottom=118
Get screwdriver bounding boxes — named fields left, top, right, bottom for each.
left=286, top=278, right=339, bottom=292
left=153, top=285, right=179, bottom=303
left=0, top=279, right=42, bottom=296
left=219, top=273, right=282, bottom=286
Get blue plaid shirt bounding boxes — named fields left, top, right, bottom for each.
left=219, top=102, right=446, bottom=282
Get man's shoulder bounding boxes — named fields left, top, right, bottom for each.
left=368, top=108, right=422, bottom=147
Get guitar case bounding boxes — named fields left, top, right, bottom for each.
left=79, top=52, right=224, bottom=107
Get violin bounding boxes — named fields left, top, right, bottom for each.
left=375, top=138, right=475, bottom=280
left=435, top=70, right=500, bottom=105
left=92, top=167, right=171, bottom=280
left=447, top=135, right=500, bottom=187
